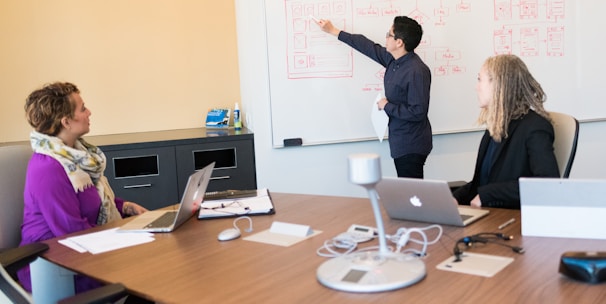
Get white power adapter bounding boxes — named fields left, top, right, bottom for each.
left=397, top=231, right=411, bottom=247
left=343, top=224, right=376, bottom=243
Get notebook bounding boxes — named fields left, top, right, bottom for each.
left=198, top=188, right=275, bottom=219
left=376, top=177, right=490, bottom=227
left=519, top=178, right=606, bottom=239
left=119, top=162, right=215, bottom=232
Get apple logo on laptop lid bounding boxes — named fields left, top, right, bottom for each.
left=410, top=195, right=422, bottom=207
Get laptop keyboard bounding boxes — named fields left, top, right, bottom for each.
left=146, top=211, right=177, bottom=228
left=460, top=214, right=473, bottom=221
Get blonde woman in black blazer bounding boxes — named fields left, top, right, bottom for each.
left=453, top=55, right=560, bottom=209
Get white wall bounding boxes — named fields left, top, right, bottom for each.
left=236, top=0, right=606, bottom=199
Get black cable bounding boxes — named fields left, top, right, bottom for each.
left=480, top=238, right=525, bottom=253
left=453, top=233, right=524, bottom=262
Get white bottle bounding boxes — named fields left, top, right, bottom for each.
left=234, top=102, right=242, bottom=130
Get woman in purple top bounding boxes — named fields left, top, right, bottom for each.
left=18, top=82, right=148, bottom=293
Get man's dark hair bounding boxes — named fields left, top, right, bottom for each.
left=393, top=16, right=423, bottom=52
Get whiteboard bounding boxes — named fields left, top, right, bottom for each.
left=265, top=0, right=605, bottom=147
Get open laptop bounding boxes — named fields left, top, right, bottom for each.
left=520, top=178, right=606, bottom=239
left=119, top=162, right=215, bottom=232
left=376, top=177, right=490, bottom=227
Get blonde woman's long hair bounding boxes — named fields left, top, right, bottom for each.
left=477, top=54, right=550, bottom=142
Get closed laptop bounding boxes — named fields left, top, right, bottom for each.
left=520, top=178, right=606, bottom=239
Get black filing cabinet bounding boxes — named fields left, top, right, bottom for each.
left=90, top=128, right=256, bottom=210
left=175, top=138, right=256, bottom=196
left=103, top=146, right=179, bottom=210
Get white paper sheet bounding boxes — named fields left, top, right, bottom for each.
left=60, top=228, right=155, bottom=254
left=436, top=252, right=514, bottom=277
left=370, top=92, right=389, bottom=142
left=244, top=229, right=322, bottom=247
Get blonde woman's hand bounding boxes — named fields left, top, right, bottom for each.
left=470, top=195, right=482, bottom=208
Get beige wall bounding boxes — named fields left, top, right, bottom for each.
left=0, top=0, right=240, bottom=143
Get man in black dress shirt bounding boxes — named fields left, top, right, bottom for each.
left=316, top=16, right=432, bottom=178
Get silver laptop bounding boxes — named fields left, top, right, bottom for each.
left=119, top=162, right=215, bottom=232
left=520, top=178, right=606, bottom=239
left=376, top=177, right=490, bottom=227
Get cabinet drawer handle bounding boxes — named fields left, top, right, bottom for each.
left=210, top=176, right=230, bottom=181
left=123, top=184, right=152, bottom=189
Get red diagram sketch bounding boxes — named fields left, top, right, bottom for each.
left=434, top=48, right=466, bottom=76
left=493, top=0, right=566, bottom=56
left=546, top=26, right=564, bottom=56
left=283, top=0, right=567, bottom=81
left=407, top=1, right=467, bottom=77
left=285, top=0, right=354, bottom=79
left=520, top=0, right=539, bottom=20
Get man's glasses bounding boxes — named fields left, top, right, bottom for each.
left=386, top=32, right=395, bottom=39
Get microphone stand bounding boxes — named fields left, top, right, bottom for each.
left=316, top=154, right=426, bottom=292
left=367, top=187, right=388, bottom=255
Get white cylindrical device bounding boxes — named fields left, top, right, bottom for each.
left=348, top=153, right=381, bottom=187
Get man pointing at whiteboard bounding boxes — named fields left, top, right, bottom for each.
left=315, top=16, right=432, bottom=178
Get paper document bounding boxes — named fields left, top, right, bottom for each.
left=436, top=252, right=514, bottom=277
left=198, top=188, right=275, bottom=219
left=59, top=228, right=155, bottom=254
left=370, top=92, right=388, bottom=142
left=243, top=221, right=321, bottom=247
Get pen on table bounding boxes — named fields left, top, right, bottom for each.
left=498, top=218, right=516, bottom=230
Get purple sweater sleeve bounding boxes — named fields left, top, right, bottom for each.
left=20, top=153, right=125, bottom=245
left=115, top=196, right=126, bottom=217
left=19, top=153, right=124, bottom=293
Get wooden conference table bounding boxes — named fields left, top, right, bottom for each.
left=37, top=193, right=605, bottom=303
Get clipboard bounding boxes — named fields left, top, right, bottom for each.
left=198, top=188, right=275, bottom=219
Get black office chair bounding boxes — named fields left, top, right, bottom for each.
left=0, top=243, right=127, bottom=304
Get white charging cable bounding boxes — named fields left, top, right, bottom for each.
left=317, top=224, right=442, bottom=258
left=233, top=216, right=253, bottom=233
left=386, top=224, right=443, bottom=256
left=316, top=235, right=358, bottom=258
